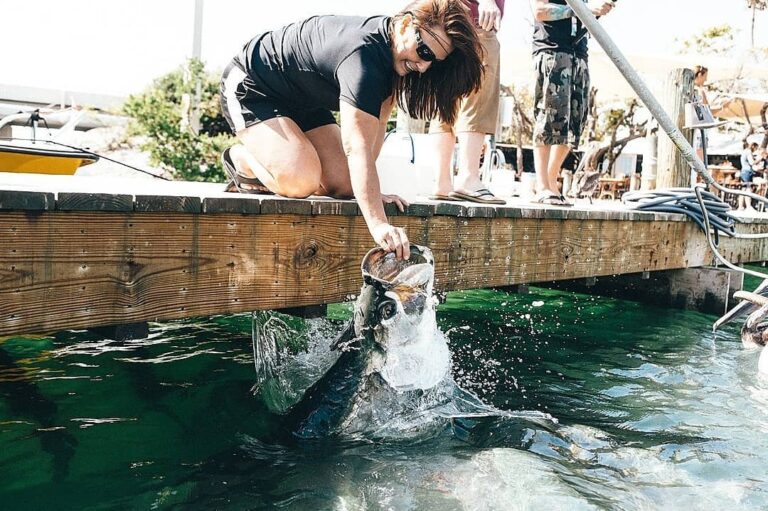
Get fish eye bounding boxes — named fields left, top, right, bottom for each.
left=378, top=300, right=397, bottom=320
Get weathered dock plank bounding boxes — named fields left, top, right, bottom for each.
left=2, top=173, right=768, bottom=336
left=134, top=195, right=201, bottom=213
left=57, top=192, right=134, bottom=211
left=0, top=190, right=54, bottom=211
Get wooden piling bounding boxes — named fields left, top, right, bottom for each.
left=656, top=68, right=694, bottom=189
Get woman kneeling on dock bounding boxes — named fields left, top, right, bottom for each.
left=219, top=0, right=483, bottom=259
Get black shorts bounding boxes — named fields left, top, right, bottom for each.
left=219, top=61, right=336, bottom=134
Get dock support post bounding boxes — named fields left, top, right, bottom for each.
left=665, top=267, right=743, bottom=313
left=656, top=68, right=695, bottom=189
left=538, top=267, right=744, bottom=315
left=89, top=322, right=149, bottom=341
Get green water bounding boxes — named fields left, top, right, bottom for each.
left=1, top=286, right=767, bottom=510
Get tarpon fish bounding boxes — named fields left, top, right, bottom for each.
left=282, top=244, right=453, bottom=440
left=713, top=278, right=768, bottom=373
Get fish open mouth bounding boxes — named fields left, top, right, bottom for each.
left=360, top=244, right=435, bottom=286
left=361, top=244, right=433, bottom=287
left=362, top=244, right=435, bottom=320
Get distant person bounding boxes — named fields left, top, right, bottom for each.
left=428, top=0, right=506, bottom=205
left=752, top=146, right=767, bottom=192
left=738, top=141, right=758, bottom=211
left=692, top=65, right=709, bottom=161
left=755, top=147, right=768, bottom=173
left=219, top=0, right=484, bottom=259
left=530, top=0, right=614, bottom=206
left=691, top=65, right=710, bottom=185
left=693, top=65, right=710, bottom=106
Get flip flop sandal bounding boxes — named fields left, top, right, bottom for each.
left=449, top=188, right=506, bottom=205
left=535, top=193, right=570, bottom=206
left=427, top=193, right=460, bottom=201
left=221, top=148, right=273, bottom=195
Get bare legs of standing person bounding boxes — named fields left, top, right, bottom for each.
left=431, top=132, right=456, bottom=198
left=432, top=131, right=487, bottom=194
left=533, top=144, right=570, bottom=204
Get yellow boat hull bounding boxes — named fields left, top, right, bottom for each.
left=0, top=143, right=98, bottom=175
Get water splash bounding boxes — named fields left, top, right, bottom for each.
left=251, top=312, right=341, bottom=413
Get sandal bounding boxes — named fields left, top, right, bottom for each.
left=426, top=193, right=459, bottom=202
left=449, top=188, right=506, bottom=205
left=534, top=192, right=572, bottom=207
left=221, top=147, right=273, bottom=195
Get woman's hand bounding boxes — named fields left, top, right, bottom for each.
left=371, top=223, right=410, bottom=260
left=477, top=0, right=502, bottom=32
left=338, top=102, right=411, bottom=260
left=381, top=194, right=409, bottom=213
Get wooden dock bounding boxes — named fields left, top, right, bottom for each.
left=2, top=173, right=768, bottom=337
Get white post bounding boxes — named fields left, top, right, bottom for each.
left=641, top=131, right=658, bottom=190
left=190, top=0, right=204, bottom=135
left=192, top=0, right=204, bottom=60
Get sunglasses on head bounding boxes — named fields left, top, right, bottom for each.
left=414, top=29, right=437, bottom=62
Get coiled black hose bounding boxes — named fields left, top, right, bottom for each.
left=622, top=188, right=735, bottom=244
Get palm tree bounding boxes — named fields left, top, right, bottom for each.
left=747, top=0, right=768, bottom=49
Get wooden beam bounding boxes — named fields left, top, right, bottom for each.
left=540, top=267, right=745, bottom=315
left=657, top=68, right=694, bottom=189
left=1, top=175, right=768, bottom=336
left=2, top=207, right=768, bottom=337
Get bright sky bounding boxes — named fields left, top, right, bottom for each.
left=1, top=0, right=766, bottom=97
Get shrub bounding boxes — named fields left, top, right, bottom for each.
left=123, top=59, right=230, bottom=182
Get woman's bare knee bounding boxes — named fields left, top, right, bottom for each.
left=277, top=177, right=319, bottom=198
left=236, top=119, right=325, bottom=197
left=273, top=162, right=321, bottom=198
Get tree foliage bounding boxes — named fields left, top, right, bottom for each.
left=679, top=24, right=735, bottom=54
left=123, top=60, right=231, bottom=182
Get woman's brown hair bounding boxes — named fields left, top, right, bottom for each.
left=391, top=0, right=484, bottom=124
left=693, top=65, right=708, bottom=79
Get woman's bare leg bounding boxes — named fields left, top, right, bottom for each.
left=304, top=124, right=354, bottom=198
left=232, top=117, right=322, bottom=198
left=431, top=131, right=456, bottom=196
